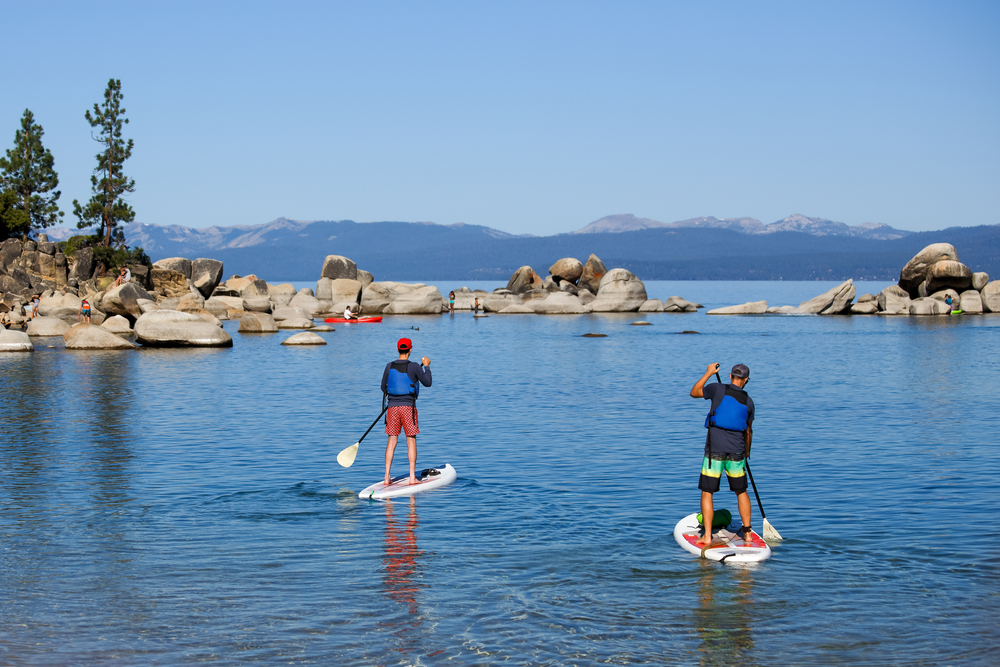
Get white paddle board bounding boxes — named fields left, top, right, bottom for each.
left=359, top=463, right=457, bottom=500
left=674, top=512, right=771, bottom=563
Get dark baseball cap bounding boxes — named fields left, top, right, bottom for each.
left=397, top=337, right=412, bottom=351
left=731, top=364, right=750, bottom=379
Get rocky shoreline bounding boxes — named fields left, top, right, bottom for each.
left=0, top=239, right=996, bottom=352
left=706, top=243, right=997, bottom=316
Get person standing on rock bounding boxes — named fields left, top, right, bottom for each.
left=690, top=362, right=755, bottom=547
left=79, top=298, right=91, bottom=323
left=473, top=298, right=480, bottom=315
left=31, top=295, right=40, bottom=319
left=382, top=338, right=432, bottom=486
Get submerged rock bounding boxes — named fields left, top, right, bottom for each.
left=708, top=301, right=767, bottom=315
left=281, top=332, right=327, bottom=346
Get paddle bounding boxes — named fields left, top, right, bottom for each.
left=337, top=405, right=389, bottom=468
left=715, top=370, right=782, bottom=541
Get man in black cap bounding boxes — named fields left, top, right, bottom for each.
left=689, top=362, right=754, bottom=547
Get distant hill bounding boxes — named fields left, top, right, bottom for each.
left=574, top=213, right=912, bottom=240
left=41, top=216, right=999, bottom=283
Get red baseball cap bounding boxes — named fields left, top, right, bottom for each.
left=397, top=337, right=412, bottom=351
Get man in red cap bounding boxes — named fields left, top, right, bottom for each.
left=381, top=337, right=432, bottom=485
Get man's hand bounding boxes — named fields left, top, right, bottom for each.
left=706, top=362, right=720, bottom=376
left=421, top=356, right=431, bottom=366
left=691, top=362, right=720, bottom=398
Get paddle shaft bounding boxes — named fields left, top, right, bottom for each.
left=358, top=405, right=389, bottom=445
left=715, top=370, right=769, bottom=523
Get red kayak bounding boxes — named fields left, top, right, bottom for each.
left=324, top=316, right=383, bottom=323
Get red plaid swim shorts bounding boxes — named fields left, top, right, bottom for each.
left=385, top=405, right=419, bottom=436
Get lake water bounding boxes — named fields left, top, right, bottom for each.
left=1, top=281, right=997, bottom=665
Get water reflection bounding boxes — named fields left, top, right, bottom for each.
left=380, top=497, right=423, bottom=653
left=694, top=562, right=758, bottom=667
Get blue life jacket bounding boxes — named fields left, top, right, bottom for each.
left=385, top=360, right=419, bottom=399
left=705, top=385, right=749, bottom=432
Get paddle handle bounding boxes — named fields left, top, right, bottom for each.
left=358, top=405, right=389, bottom=445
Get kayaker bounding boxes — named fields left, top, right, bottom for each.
left=381, top=338, right=432, bottom=486
left=690, top=362, right=755, bottom=547
left=344, top=305, right=358, bottom=320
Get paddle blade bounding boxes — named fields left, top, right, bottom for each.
left=763, top=518, right=783, bottom=541
left=337, top=443, right=359, bottom=468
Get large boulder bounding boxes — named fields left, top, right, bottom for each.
left=209, top=296, right=245, bottom=311
left=589, top=269, right=648, bottom=312
left=289, top=291, right=322, bottom=317
left=328, top=279, right=363, bottom=311
left=850, top=302, right=879, bottom=314
left=542, top=276, right=560, bottom=292
left=578, top=254, right=608, bottom=294
left=26, top=316, right=71, bottom=336
left=272, top=305, right=310, bottom=321
left=101, top=315, right=133, bottom=333
left=101, top=283, right=156, bottom=319
left=63, top=323, right=136, bottom=350
left=238, top=278, right=269, bottom=299
left=663, top=296, right=699, bottom=313
left=150, top=268, right=189, bottom=298
left=177, top=293, right=207, bottom=312
left=638, top=299, right=665, bottom=312
left=548, top=258, right=584, bottom=284
left=708, top=301, right=768, bottom=315
left=505, top=266, right=544, bottom=294
left=238, top=312, right=278, bottom=333
left=67, top=247, right=94, bottom=283
left=899, top=243, right=959, bottom=297
left=203, top=298, right=231, bottom=319
left=0, top=238, right=22, bottom=270
left=530, top=292, right=588, bottom=314
left=357, top=270, right=374, bottom=287
left=959, top=290, right=983, bottom=314
left=484, top=289, right=523, bottom=312
left=153, top=257, right=192, bottom=279
left=981, top=281, right=1000, bottom=313
left=383, top=285, right=445, bottom=314
left=972, top=272, right=990, bottom=291
left=877, top=285, right=911, bottom=315
left=38, top=292, right=82, bottom=323
left=191, top=258, right=223, bottom=298
left=321, top=255, right=357, bottom=281
left=577, top=288, right=595, bottom=305
left=0, top=329, right=33, bottom=352
left=241, top=297, right=271, bottom=313
left=924, top=260, right=973, bottom=294
left=796, top=279, right=855, bottom=314
left=361, top=282, right=425, bottom=314
left=281, top=332, right=327, bottom=346
left=909, top=297, right=950, bottom=316
left=133, top=310, right=233, bottom=347
left=929, top=288, right=960, bottom=304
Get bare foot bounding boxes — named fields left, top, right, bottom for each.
left=408, top=477, right=419, bottom=485
left=384, top=477, right=392, bottom=486
left=694, top=535, right=713, bottom=548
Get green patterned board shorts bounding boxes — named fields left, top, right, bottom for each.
left=699, top=456, right=748, bottom=493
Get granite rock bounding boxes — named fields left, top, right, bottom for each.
left=506, top=266, right=544, bottom=294
left=638, top=299, right=665, bottom=312
left=64, top=323, right=136, bottom=350
left=959, top=290, right=983, bottom=314
left=153, top=257, right=193, bottom=280
left=281, top=332, right=327, bottom=346
left=239, top=312, right=279, bottom=333
left=548, top=257, right=584, bottom=284
left=981, top=281, right=1000, bottom=312
left=924, top=260, right=973, bottom=294
left=708, top=300, right=768, bottom=315
left=589, top=269, right=648, bottom=312
left=383, top=286, right=445, bottom=314
left=898, top=243, right=959, bottom=297
left=529, top=292, right=588, bottom=314
left=276, top=317, right=315, bottom=329
left=0, top=329, right=33, bottom=352
left=908, top=297, right=950, bottom=316
left=972, top=272, right=989, bottom=291
left=101, top=315, right=133, bottom=333
left=134, top=310, right=234, bottom=347
left=321, top=255, right=358, bottom=281
left=26, top=316, right=71, bottom=336
left=191, top=258, right=224, bottom=297
left=578, top=254, right=607, bottom=294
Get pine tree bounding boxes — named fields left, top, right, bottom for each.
left=73, top=78, right=135, bottom=248
left=0, top=109, right=64, bottom=240
left=0, top=187, right=31, bottom=240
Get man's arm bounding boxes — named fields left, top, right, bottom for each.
left=412, top=360, right=432, bottom=387
left=744, top=427, right=753, bottom=458
left=690, top=362, right=721, bottom=398
left=380, top=364, right=389, bottom=393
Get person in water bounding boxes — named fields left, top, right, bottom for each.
left=381, top=338, right=432, bottom=486
left=449, top=291, right=456, bottom=315
left=690, top=362, right=755, bottom=547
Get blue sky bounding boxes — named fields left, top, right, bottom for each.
left=3, top=1, right=997, bottom=235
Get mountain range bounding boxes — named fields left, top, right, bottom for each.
left=41, top=213, right=999, bottom=283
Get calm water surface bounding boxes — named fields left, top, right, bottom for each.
left=1, top=282, right=997, bottom=665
